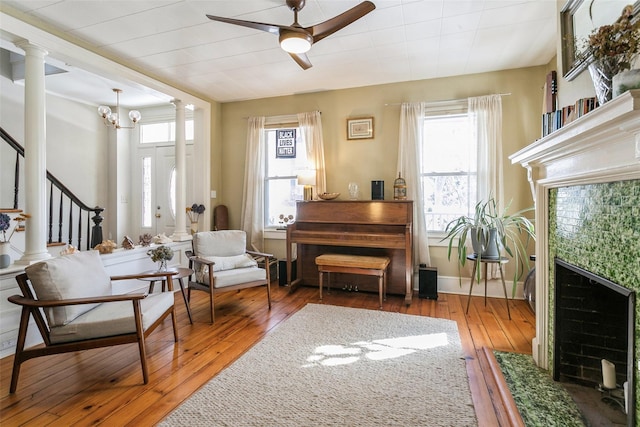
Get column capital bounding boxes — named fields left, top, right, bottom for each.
left=15, top=39, right=48, bottom=57
left=171, top=99, right=184, bottom=109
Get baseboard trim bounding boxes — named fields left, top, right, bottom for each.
left=419, top=274, right=525, bottom=300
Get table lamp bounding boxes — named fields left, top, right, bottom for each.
left=297, top=170, right=316, bottom=201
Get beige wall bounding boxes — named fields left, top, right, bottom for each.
left=215, top=65, right=550, bottom=279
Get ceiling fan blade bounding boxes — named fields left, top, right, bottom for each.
left=206, top=14, right=287, bottom=35
left=307, top=1, right=375, bottom=43
left=289, top=52, right=312, bottom=70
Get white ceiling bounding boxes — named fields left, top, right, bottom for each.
left=0, top=0, right=558, bottom=106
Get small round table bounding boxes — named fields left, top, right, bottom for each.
left=465, top=254, right=511, bottom=320
left=139, top=267, right=194, bottom=324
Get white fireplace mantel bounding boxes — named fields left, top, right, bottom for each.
left=509, top=89, right=640, bottom=369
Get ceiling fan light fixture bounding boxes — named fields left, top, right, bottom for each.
left=279, top=32, right=312, bottom=53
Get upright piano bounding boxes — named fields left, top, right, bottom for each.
left=286, top=200, right=413, bottom=305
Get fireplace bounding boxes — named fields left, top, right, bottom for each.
left=509, top=89, right=640, bottom=426
left=553, top=258, right=635, bottom=419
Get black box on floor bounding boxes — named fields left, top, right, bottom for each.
left=278, top=259, right=296, bottom=286
left=418, top=265, right=438, bottom=299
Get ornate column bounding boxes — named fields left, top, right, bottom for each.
left=171, top=99, right=190, bottom=241
left=15, top=40, right=51, bottom=264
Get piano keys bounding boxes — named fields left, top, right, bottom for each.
left=286, top=200, right=414, bottom=305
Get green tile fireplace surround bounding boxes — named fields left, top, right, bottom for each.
left=548, top=179, right=640, bottom=423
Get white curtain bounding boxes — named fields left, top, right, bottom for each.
left=468, top=94, right=504, bottom=207
left=240, top=116, right=266, bottom=251
left=397, top=102, right=431, bottom=267
left=297, top=111, right=326, bottom=197
left=468, top=95, right=504, bottom=277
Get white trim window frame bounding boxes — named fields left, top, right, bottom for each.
left=420, top=103, right=477, bottom=245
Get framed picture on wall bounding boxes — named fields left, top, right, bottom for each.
left=347, top=117, right=374, bottom=140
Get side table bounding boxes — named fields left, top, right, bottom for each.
left=465, top=254, right=511, bottom=320
left=139, top=267, right=193, bottom=324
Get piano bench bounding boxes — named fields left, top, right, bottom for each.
left=315, top=254, right=390, bottom=309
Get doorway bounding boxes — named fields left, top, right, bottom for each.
left=133, top=145, right=193, bottom=238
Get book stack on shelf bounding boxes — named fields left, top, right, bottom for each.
left=542, top=97, right=598, bottom=137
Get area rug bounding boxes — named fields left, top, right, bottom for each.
left=493, top=350, right=586, bottom=427
left=161, top=304, right=477, bottom=426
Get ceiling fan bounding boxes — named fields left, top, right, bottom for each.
left=206, top=0, right=376, bottom=70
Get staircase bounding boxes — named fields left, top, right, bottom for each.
left=0, top=126, right=104, bottom=256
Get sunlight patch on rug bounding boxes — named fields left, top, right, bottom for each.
left=302, top=332, right=449, bottom=367
left=161, top=304, right=477, bottom=426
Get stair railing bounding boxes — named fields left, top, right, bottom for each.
left=1, top=126, right=104, bottom=250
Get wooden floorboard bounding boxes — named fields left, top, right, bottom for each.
left=0, top=283, right=534, bottom=426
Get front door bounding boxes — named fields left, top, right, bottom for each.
left=133, top=145, right=193, bottom=239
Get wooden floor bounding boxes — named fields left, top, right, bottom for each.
left=0, top=282, right=535, bottom=426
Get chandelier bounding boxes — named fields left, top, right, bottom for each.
left=97, top=88, right=141, bottom=129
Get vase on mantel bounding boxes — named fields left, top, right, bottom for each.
left=588, top=61, right=615, bottom=105
left=0, top=242, right=11, bottom=269
left=588, top=54, right=633, bottom=106
left=190, top=221, right=199, bottom=235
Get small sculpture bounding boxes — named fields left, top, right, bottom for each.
left=139, top=233, right=153, bottom=247
left=94, top=240, right=116, bottom=254
left=60, top=245, right=79, bottom=256
left=153, top=233, right=173, bottom=244
left=122, top=235, right=135, bottom=250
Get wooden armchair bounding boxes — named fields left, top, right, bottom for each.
left=7, top=250, right=178, bottom=393
left=187, top=230, right=273, bottom=323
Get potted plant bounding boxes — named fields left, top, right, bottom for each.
left=441, top=198, right=535, bottom=295
left=0, top=212, right=29, bottom=269
left=147, top=245, right=174, bottom=271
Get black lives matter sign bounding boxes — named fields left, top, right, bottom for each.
left=276, top=129, right=296, bottom=158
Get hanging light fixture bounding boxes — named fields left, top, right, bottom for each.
left=97, top=88, right=141, bottom=129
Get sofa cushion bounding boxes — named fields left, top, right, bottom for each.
left=193, top=230, right=246, bottom=257
left=25, top=250, right=111, bottom=327
left=49, top=292, right=174, bottom=344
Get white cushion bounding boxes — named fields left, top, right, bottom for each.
left=193, top=230, right=246, bottom=257
left=204, top=254, right=258, bottom=272
left=197, top=266, right=266, bottom=289
left=49, top=292, right=174, bottom=344
left=25, top=250, right=111, bottom=327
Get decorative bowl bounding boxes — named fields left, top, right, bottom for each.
left=318, top=192, right=340, bottom=200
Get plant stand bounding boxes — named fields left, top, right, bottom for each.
left=465, top=254, right=511, bottom=320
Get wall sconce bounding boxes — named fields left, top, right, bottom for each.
left=297, top=170, right=316, bottom=201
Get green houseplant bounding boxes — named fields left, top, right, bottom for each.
left=441, top=198, right=535, bottom=295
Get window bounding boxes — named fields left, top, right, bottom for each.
left=141, top=156, right=153, bottom=227
left=421, top=112, right=477, bottom=233
left=265, top=126, right=307, bottom=228
left=140, top=120, right=194, bottom=144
